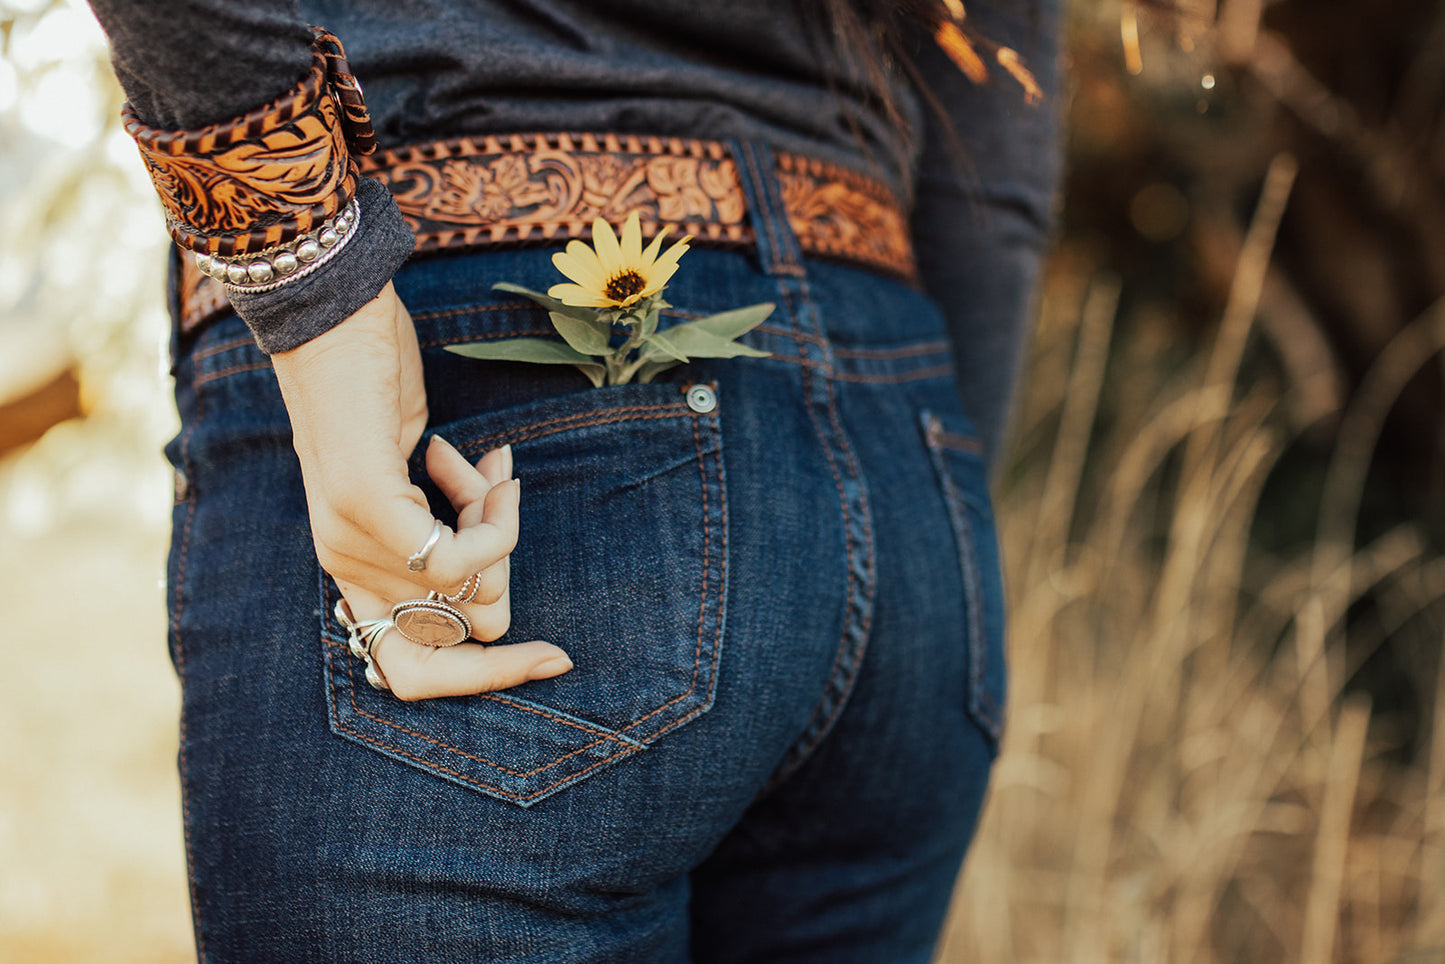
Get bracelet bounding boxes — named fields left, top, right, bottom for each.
left=193, top=196, right=360, bottom=293
left=122, top=28, right=375, bottom=259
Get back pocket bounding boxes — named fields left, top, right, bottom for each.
left=321, top=381, right=728, bottom=807
left=920, top=410, right=1006, bottom=747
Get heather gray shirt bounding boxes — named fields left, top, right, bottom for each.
left=88, top=0, right=1061, bottom=457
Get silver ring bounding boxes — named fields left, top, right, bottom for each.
left=434, top=571, right=484, bottom=606
left=391, top=595, right=472, bottom=647
left=334, top=598, right=392, bottom=691
left=406, top=520, right=444, bottom=572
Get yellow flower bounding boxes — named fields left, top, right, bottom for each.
left=549, top=211, right=691, bottom=309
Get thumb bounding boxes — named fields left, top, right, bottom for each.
left=375, top=635, right=573, bottom=701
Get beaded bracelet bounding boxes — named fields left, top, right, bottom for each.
left=193, top=195, right=360, bottom=292
left=122, top=28, right=376, bottom=275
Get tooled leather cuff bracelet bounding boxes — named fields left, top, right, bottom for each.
left=123, top=27, right=376, bottom=287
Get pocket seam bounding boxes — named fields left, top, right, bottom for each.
left=921, top=410, right=1005, bottom=741
left=324, top=389, right=727, bottom=805
left=446, top=402, right=695, bottom=457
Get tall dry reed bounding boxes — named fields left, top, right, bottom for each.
left=939, top=155, right=1445, bottom=963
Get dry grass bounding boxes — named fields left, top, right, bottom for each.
left=939, top=157, right=1445, bottom=963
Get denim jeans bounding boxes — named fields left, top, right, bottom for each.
left=164, top=142, right=1008, bottom=963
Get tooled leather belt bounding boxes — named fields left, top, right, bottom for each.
left=176, top=131, right=918, bottom=336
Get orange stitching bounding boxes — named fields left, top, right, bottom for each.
left=646, top=409, right=731, bottom=745
left=833, top=340, right=950, bottom=360
left=195, top=360, right=272, bottom=386
left=766, top=280, right=876, bottom=785
left=421, top=327, right=554, bottom=348
left=412, top=302, right=518, bottom=322
left=758, top=353, right=827, bottom=370
left=193, top=334, right=255, bottom=362
left=322, top=579, right=638, bottom=767
left=815, top=275, right=877, bottom=704
left=452, top=407, right=691, bottom=457
left=332, top=636, right=632, bottom=778
left=170, top=403, right=209, bottom=961
left=741, top=142, right=786, bottom=274
left=788, top=285, right=855, bottom=733
left=756, top=321, right=824, bottom=346
left=834, top=364, right=955, bottom=385
left=530, top=406, right=715, bottom=745
left=332, top=406, right=726, bottom=796
left=331, top=714, right=550, bottom=802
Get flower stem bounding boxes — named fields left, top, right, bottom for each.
left=603, top=309, right=654, bottom=384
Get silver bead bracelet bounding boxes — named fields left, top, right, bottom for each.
left=193, top=197, right=361, bottom=294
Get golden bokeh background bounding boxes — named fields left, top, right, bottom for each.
left=3, top=0, right=1443, bottom=961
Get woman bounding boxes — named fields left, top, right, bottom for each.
left=89, top=1, right=1060, bottom=959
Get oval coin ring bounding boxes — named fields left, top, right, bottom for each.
left=390, top=598, right=472, bottom=647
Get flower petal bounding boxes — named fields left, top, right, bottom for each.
left=590, top=217, right=624, bottom=276
left=639, top=224, right=672, bottom=266
left=620, top=211, right=643, bottom=264
left=650, top=236, right=692, bottom=275
left=639, top=260, right=683, bottom=297
left=552, top=242, right=605, bottom=289
left=547, top=282, right=615, bottom=308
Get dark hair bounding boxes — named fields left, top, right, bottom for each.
left=799, top=0, right=1039, bottom=190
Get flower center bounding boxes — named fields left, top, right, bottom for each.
left=605, top=270, right=646, bottom=302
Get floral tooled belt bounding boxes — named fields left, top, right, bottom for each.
left=176, top=131, right=918, bottom=336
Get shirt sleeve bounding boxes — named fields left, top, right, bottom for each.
left=907, top=0, right=1063, bottom=465
left=87, top=0, right=416, bottom=353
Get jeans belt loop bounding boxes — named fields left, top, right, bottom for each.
left=173, top=131, right=919, bottom=339
left=728, top=138, right=804, bottom=281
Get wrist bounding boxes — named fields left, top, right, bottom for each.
left=123, top=27, right=375, bottom=261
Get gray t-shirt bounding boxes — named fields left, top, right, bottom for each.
left=88, top=0, right=1060, bottom=455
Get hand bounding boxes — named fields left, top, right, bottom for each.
left=270, top=282, right=572, bottom=700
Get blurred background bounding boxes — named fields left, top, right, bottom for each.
left=2, top=0, right=1442, bottom=961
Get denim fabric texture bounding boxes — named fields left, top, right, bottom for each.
left=165, top=143, right=1007, bottom=962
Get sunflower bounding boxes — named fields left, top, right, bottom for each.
left=548, top=211, right=692, bottom=309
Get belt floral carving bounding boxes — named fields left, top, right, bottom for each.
left=177, top=132, right=918, bottom=335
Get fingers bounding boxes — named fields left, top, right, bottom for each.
left=427, top=436, right=498, bottom=524
left=357, top=473, right=520, bottom=594
left=474, top=442, right=513, bottom=487
left=373, top=630, right=572, bottom=702
left=459, top=573, right=510, bottom=641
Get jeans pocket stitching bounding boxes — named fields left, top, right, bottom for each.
left=322, top=388, right=727, bottom=806
left=326, top=628, right=638, bottom=778
left=921, top=410, right=1005, bottom=742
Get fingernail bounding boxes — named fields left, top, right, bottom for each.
left=512, top=477, right=522, bottom=505
left=431, top=434, right=453, bottom=448
left=501, top=443, right=513, bottom=477
left=529, top=653, right=573, bottom=680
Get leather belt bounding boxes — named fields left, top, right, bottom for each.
left=177, top=131, right=918, bottom=336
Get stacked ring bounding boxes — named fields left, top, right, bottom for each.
left=406, top=520, right=444, bottom=572
left=391, top=595, right=472, bottom=647
left=391, top=521, right=480, bottom=647
left=334, top=598, right=392, bottom=691
left=434, top=571, right=485, bottom=606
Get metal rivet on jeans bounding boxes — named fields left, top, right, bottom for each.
left=685, top=384, right=717, bottom=414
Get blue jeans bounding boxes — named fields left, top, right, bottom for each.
left=165, top=143, right=1007, bottom=962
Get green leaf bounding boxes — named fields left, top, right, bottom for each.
left=652, top=325, right=771, bottom=359
left=639, top=304, right=660, bottom=339
left=641, top=330, right=691, bottom=362
left=636, top=360, right=681, bottom=383
left=574, top=363, right=607, bottom=387
left=490, top=282, right=596, bottom=321
left=549, top=311, right=611, bottom=355
left=682, top=302, right=775, bottom=340
left=446, top=338, right=596, bottom=366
